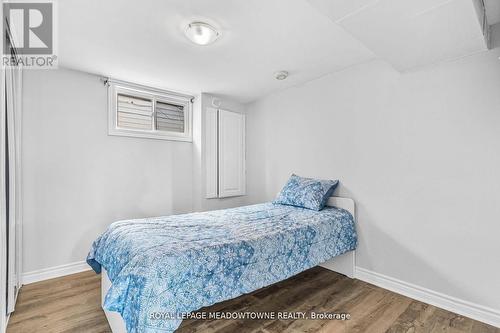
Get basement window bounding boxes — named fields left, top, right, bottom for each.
left=108, top=80, right=193, bottom=142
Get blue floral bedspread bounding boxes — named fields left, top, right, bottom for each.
left=87, top=203, right=357, bottom=333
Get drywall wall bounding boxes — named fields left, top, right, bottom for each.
left=246, top=47, right=500, bottom=312
left=22, top=68, right=195, bottom=273
left=492, top=22, right=500, bottom=49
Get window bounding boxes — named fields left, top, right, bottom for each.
left=108, top=80, right=193, bottom=141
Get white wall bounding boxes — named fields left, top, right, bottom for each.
left=246, top=47, right=500, bottom=312
left=22, top=68, right=195, bottom=273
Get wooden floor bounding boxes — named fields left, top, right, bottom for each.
left=7, top=267, right=499, bottom=333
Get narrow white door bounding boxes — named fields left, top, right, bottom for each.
left=5, top=63, right=20, bottom=314
left=218, top=110, right=245, bottom=198
left=0, top=30, right=7, bottom=333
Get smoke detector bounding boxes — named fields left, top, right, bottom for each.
left=274, top=71, right=289, bottom=80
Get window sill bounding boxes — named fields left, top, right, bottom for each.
left=108, top=128, right=193, bottom=142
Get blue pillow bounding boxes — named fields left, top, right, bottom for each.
left=274, top=174, right=339, bottom=211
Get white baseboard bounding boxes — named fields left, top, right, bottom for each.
left=355, top=266, right=500, bottom=328
left=22, top=261, right=91, bottom=285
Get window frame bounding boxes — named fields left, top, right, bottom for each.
left=108, top=80, right=193, bottom=142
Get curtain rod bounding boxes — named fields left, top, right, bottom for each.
left=99, top=76, right=195, bottom=103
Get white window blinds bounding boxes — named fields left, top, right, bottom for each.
left=117, top=95, right=186, bottom=133
left=155, top=101, right=185, bottom=133
left=117, top=94, right=153, bottom=130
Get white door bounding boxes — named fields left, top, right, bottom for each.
left=0, top=32, right=6, bottom=333
left=5, top=61, right=21, bottom=314
left=217, top=110, right=245, bottom=198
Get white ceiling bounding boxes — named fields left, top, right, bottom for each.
left=58, top=0, right=489, bottom=103
left=309, top=0, right=488, bottom=71
left=484, top=0, right=500, bottom=25
left=58, top=0, right=375, bottom=102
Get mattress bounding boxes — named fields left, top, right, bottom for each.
left=87, top=202, right=357, bottom=333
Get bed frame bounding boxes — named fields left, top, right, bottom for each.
left=101, top=196, right=356, bottom=333
left=319, top=196, right=356, bottom=278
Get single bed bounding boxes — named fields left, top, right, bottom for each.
left=88, top=196, right=357, bottom=333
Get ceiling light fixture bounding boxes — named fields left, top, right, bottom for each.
left=274, top=71, right=289, bottom=80
left=185, top=22, right=220, bottom=46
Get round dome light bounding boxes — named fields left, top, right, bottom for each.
left=185, top=22, right=220, bottom=46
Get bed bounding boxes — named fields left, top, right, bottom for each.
left=87, top=196, right=357, bottom=333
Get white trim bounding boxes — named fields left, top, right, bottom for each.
left=21, top=261, right=91, bottom=285
left=204, top=107, right=218, bottom=198
left=4, top=315, right=10, bottom=333
left=355, top=266, right=500, bottom=328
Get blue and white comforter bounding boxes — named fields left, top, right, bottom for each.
left=87, top=203, right=357, bottom=333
